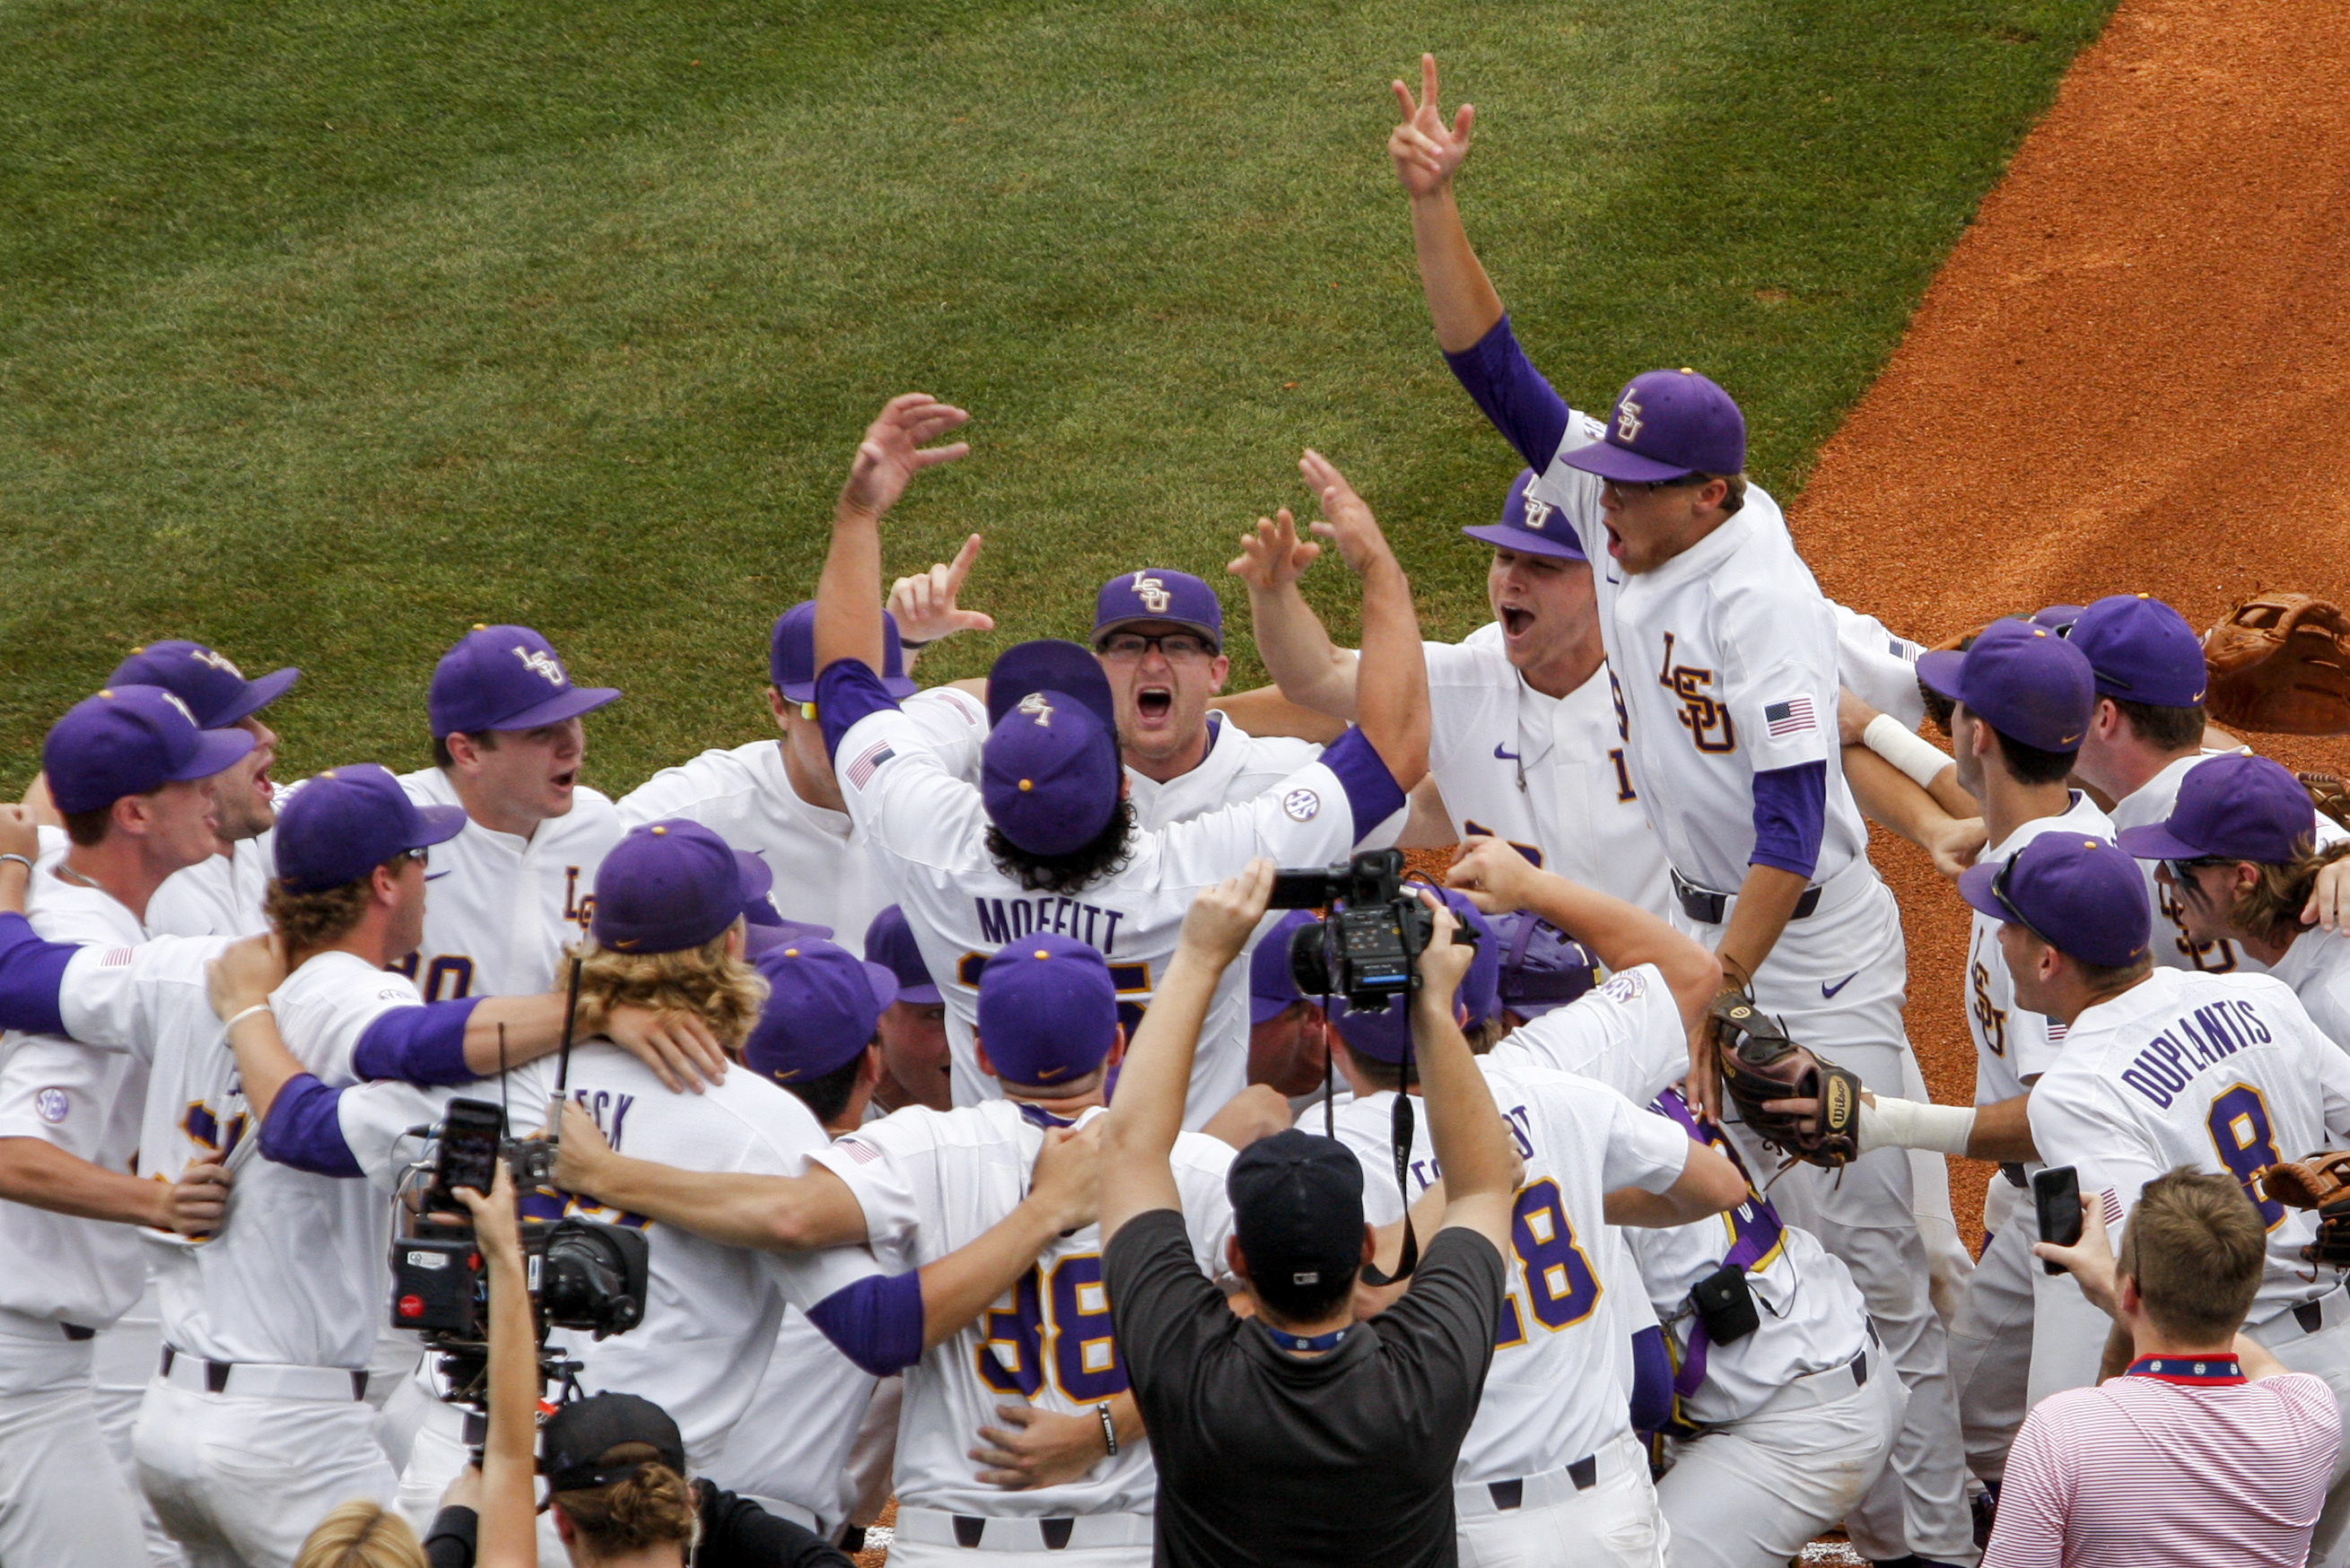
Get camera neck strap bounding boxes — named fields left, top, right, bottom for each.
left=1357, top=1086, right=1418, bottom=1286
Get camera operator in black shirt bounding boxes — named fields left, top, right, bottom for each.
left=1101, top=859, right=1519, bottom=1568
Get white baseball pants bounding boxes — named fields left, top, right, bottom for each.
left=0, top=1309, right=146, bottom=1568
left=1945, top=1180, right=2034, bottom=1487
left=1455, top=1433, right=1669, bottom=1567
left=887, top=1507, right=1153, bottom=1566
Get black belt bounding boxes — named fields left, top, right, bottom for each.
left=2298, top=1301, right=2326, bottom=1336
left=2001, top=1163, right=2031, bottom=1189
left=1486, top=1453, right=1601, bottom=1511
left=61, top=1322, right=95, bottom=1341
left=1671, top=868, right=1822, bottom=927
left=159, top=1345, right=371, bottom=1401
left=951, top=1518, right=1077, bottom=1550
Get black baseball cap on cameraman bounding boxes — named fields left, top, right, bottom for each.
left=1228, top=1130, right=1367, bottom=1321
left=542, top=1394, right=686, bottom=1490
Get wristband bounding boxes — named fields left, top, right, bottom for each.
left=222, top=1003, right=272, bottom=1035
left=1858, top=1094, right=1977, bottom=1157
left=897, top=635, right=936, bottom=649
left=1861, top=712, right=1953, bottom=791
left=0, top=854, right=31, bottom=875
left=1096, top=1402, right=1118, bottom=1457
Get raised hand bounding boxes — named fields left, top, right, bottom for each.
left=205, top=934, right=288, bottom=1022
left=1298, top=450, right=1396, bottom=579
left=1411, top=888, right=1476, bottom=997
left=551, top=1098, right=616, bottom=1196
left=889, top=533, right=998, bottom=646
left=1227, top=508, right=1323, bottom=597
left=1177, top=858, right=1277, bottom=969
left=840, top=394, right=972, bottom=520
left=1388, top=53, right=1475, bottom=198
left=1446, top=836, right=1546, bottom=915
left=1026, top=1121, right=1101, bottom=1234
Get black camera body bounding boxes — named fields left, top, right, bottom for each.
left=1269, top=849, right=1477, bottom=1013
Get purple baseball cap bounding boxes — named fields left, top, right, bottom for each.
left=1916, top=618, right=2095, bottom=752
left=769, top=601, right=917, bottom=705
left=976, top=934, right=1120, bottom=1088
left=2068, top=595, right=2207, bottom=708
left=45, top=686, right=258, bottom=816
left=272, top=763, right=467, bottom=893
left=1560, top=368, right=1745, bottom=484
left=742, top=940, right=898, bottom=1085
left=1489, top=911, right=1603, bottom=1018
left=108, top=641, right=297, bottom=729
left=2029, top=605, right=2086, bottom=637
left=428, top=624, right=619, bottom=738
left=591, top=819, right=773, bottom=954
left=1461, top=469, right=1587, bottom=562
left=2118, top=754, right=2318, bottom=867
left=1959, top=833, right=2151, bottom=969
left=742, top=912, right=836, bottom=958
left=1251, top=909, right=1323, bottom=1024
left=982, top=641, right=1123, bottom=857
left=1093, top=570, right=1223, bottom=650
left=864, top=905, right=941, bottom=1005
left=1327, top=891, right=1497, bottom=1062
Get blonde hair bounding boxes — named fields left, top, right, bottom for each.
left=568, top=928, right=767, bottom=1054
left=266, top=872, right=384, bottom=954
left=293, top=1502, right=427, bottom=1568
left=551, top=1444, right=700, bottom=1555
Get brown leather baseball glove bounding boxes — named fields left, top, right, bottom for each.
left=2204, top=593, right=2350, bottom=736
left=2259, top=1152, right=2350, bottom=1267
left=2302, top=772, right=2350, bottom=833
left=1708, top=992, right=1862, bottom=1171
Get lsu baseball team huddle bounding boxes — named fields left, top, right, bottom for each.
left=4, top=52, right=2350, bottom=1568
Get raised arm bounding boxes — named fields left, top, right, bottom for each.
left=1100, top=862, right=1276, bottom=1243
left=1302, top=452, right=1428, bottom=793
left=814, top=394, right=970, bottom=684
left=456, top=1163, right=541, bottom=1568
left=1390, top=54, right=1500, bottom=353
left=1228, top=507, right=1360, bottom=721
left=1410, top=893, right=1519, bottom=1250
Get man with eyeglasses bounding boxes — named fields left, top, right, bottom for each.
left=1385, top=53, right=1970, bottom=1565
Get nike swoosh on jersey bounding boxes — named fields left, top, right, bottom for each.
left=1494, top=744, right=1521, bottom=762
left=1821, top=971, right=1860, bottom=998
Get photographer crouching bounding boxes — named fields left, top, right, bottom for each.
left=1099, top=858, right=1522, bottom=1567
left=397, top=1157, right=854, bottom=1568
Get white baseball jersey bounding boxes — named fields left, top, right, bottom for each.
left=1830, top=601, right=1927, bottom=733
left=0, top=854, right=150, bottom=1328
left=55, top=942, right=391, bottom=1367
left=332, top=1039, right=883, bottom=1474
left=1124, top=714, right=1320, bottom=832
left=145, top=835, right=275, bottom=939
left=1965, top=794, right=2116, bottom=1105
left=1528, top=421, right=1867, bottom=896
left=2027, top=967, right=2350, bottom=1326
left=832, top=703, right=1403, bottom=1128
left=393, top=767, right=624, bottom=999
left=815, top=1101, right=1236, bottom=1518
left=1422, top=624, right=1672, bottom=920
left=617, top=687, right=992, bottom=937
left=2269, top=930, right=2350, bottom=1054
left=1333, top=1062, right=1689, bottom=1483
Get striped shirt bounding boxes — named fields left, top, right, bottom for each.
left=1984, top=1368, right=2340, bottom=1566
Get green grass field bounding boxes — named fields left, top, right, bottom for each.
left=0, top=0, right=2112, bottom=795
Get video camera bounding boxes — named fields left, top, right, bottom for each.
left=1268, top=849, right=1478, bottom=1012
left=388, top=1097, right=649, bottom=1413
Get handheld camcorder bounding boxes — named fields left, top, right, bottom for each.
left=1269, top=849, right=1478, bottom=1011
left=388, top=1097, right=650, bottom=1413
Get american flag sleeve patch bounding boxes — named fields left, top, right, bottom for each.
left=839, top=1137, right=884, bottom=1165
left=1764, top=697, right=1817, bottom=737
left=845, top=741, right=895, bottom=790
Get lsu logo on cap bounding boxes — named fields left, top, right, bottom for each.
left=512, top=646, right=567, bottom=687
left=1522, top=495, right=1555, bottom=532
left=189, top=648, right=244, bottom=676
left=158, top=691, right=199, bottom=727
left=1614, top=394, right=1644, bottom=443
left=1131, top=572, right=1171, bottom=614
left=1018, top=692, right=1055, bottom=727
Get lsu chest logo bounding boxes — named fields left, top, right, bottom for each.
left=1655, top=632, right=1735, bottom=754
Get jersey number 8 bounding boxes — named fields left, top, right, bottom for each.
left=2206, top=1082, right=2286, bottom=1231
left=1494, top=1178, right=1603, bottom=1348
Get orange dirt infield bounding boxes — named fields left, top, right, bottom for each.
left=1793, top=0, right=2350, bottom=1240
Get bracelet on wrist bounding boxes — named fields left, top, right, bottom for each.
left=1095, top=1402, right=1119, bottom=1457
left=222, top=1003, right=272, bottom=1035
left=0, top=853, right=32, bottom=875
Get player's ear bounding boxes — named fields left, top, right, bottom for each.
left=765, top=686, right=791, bottom=729
left=1105, top=1023, right=1128, bottom=1068
left=857, top=1041, right=885, bottom=1091
left=1208, top=653, right=1230, bottom=694
left=974, top=1034, right=995, bottom=1081
left=1224, top=1233, right=1252, bottom=1284
left=1358, top=1224, right=1377, bottom=1266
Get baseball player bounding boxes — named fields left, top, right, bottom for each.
left=1239, top=469, right=1673, bottom=918
left=805, top=395, right=1428, bottom=1128
left=124, top=640, right=299, bottom=940
left=1388, top=57, right=1971, bottom=1563
left=0, top=688, right=251, bottom=1568
left=1245, top=907, right=1332, bottom=1105
left=865, top=903, right=956, bottom=1115
left=1968, top=832, right=2350, bottom=1564
left=397, top=622, right=626, bottom=1000
left=616, top=602, right=989, bottom=940
left=2125, top=753, right=2350, bottom=1046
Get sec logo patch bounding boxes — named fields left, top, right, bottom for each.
left=1282, top=788, right=1322, bottom=823
left=1601, top=970, right=1647, bottom=1004
left=33, top=1088, right=69, bottom=1125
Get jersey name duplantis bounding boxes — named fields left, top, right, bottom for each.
left=2027, top=967, right=2350, bottom=1324
left=1529, top=416, right=1866, bottom=895
left=392, top=766, right=625, bottom=1001
left=833, top=703, right=1396, bottom=1128
left=333, top=1040, right=883, bottom=1474
left=0, top=856, right=153, bottom=1326
left=1332, top=1057, right=1690, bottom=1485
left=57, top=940, right=397, bottom=1367
left=1965, top=794, right=2117, bottom=1106
left=817, top=1101, right=1236, bottom=1519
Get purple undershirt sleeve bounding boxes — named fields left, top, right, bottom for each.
left=816, top=658, right=904, bottom=762
left=803, top=1270, right=927, bottom=1378
left=1749, top=762, right=1827, bottom=879
left=258, top=1074, right=365, bottom=1179
left=1319, top=727, right=1408, bottom=842
left=1441, top=316, right=1573, bottom=473
left=1629, top=1324, right=1673, bottom=1434
left=354, top=997, right=483, bottom=1085
left=0, top=914, right=74, bottom=1037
